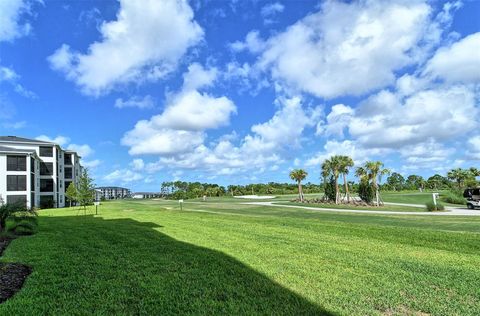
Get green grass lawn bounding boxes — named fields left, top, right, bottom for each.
left=381, top=192, right=439, bottom=204
left=275, top=201, right=425, bottom=212
left=1, top=199, right=479, bottom=315
left=382, top=191, right=465, bottom=207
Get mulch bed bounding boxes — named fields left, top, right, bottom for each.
left=0, top=236, right=32, bottom=304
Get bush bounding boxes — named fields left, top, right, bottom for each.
left=323, top=176, right=336, bottom=202
left=0, top=202, right=38, bottom=235
left=426, top=201, right=445, bottom=212
left=8, top=219, right=38, bottom=235
left=358, top=181, right=375, bottom=204
left=440, top=191, right=466, bottom=205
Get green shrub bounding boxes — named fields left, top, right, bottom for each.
left=440, top=191, right=466, bottom=205
left=8, top=219, right=37, bottom=235
left=1, top=202, right=38, bottom=234
left=323, top=176, right=336, bottom=202
left=8, top=214, right=38, bottom=235
left=426, top=202, right=445, bottom=212
left=358, top=180, right=375, bottom=204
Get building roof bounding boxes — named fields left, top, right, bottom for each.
left=0, top=136, right=54, bottom=144
left=64, top=150, right=80, bottom=155
left=0, top=136, right=82, bottom=160
left=96, top=186, right=131, bottom=190
left=0, top=145, right=37, bottom=154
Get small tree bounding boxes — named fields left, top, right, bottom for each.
left=65, top=182, right=78, bottom=207
left=324, top=176, right=337, bottom=202
left=358, top=180, right=375, bottom=204
left=386, top=172, right=405, bottom=191
left=289, top=169, right=308, bottom=202
left=77, top=168, right=95, bottom=212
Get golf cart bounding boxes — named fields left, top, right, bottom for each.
left=463, top=188, right=480, bottom=209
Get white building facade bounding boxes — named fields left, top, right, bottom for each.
left=0, top=136, right=82, bottom=208
left=96, top=187, right=131, bottom=200
left=132, top=192, right=160, bottom=199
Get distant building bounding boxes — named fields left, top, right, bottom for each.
left=94, top=189, right=103, bottom=202
left=132, top=192, right=160, bottom=199
left=96, top=186, right=131, bottom=200
left=0, top=136, right=82, bottom=208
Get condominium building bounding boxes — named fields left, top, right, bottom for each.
left=95, top=187, right=131, bottom=200
left=132, top=192, right=160, bottom=199
left=0, top=136, right=82, bottom=208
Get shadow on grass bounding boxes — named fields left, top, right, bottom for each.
left=0, top=215, right=333, bottom=315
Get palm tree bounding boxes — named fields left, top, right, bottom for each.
left=289, top=169, right=308, bottom=202
left=338, top=155, right=354, bottom=203
left=469, top=167, right=480, bottom=177
left=356, top=161, right=390, bottom=206
left=321, top=156, right=343, bottom=204
left=447, top=168, right=470, bottom=189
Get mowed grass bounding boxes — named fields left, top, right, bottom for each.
left=382, top=191, right=464, bottom=207
left=1, top=199, right=479, bottom=315
left=275, top=202, right=425, bottom=212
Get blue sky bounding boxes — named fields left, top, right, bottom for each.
left=0, top=0, right=479, bottom=191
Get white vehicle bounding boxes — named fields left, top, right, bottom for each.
left=464, top=188, right=480, bottom=209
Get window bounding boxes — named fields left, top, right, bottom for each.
left=31, top=173, right=35, bottom=191
left=7, top=175, right=26, bottom=191
left=40, top=162, right=54, bottom=175
left=40, top=179, right=54, bottom=192
left=39, top=195, right=54, bottom=208
left=65, top=167, right=73, bottom=179
left=64, top=154, right=72, bottom=165
left=65, top=181, right=72, bottom=190
left=39, top=146, right=53, bottom=157
left=30, top=157, right=35, bottom=171
left=31, top=193, right=35, bottom=207
left=7, top=195, right=27, bottom=206
left=7, top=155, right=26, bottom=171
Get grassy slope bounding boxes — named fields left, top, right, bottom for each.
left=1, top=199, right=479, bottom=315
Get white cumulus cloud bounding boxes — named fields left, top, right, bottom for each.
left=122, top=63, right=236, bottom=155
left=48, top=0, right=203, bottom=96
left=248, top=0, right=452, bottom=98
left=36, top=135, right=70, bottom=146
left=423, top=32, right=480, bottom=83
left=67, top=143, right=94, bottom=158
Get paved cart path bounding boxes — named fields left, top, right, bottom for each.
left=242, top=201, right=480, bottom=216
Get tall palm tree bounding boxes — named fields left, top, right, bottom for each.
left=356, top=161, right=390, bottom=206
left=338, top=155, right=354, bottom=203
left=289, top=169, right=308, bottom=202
left=320, top=160, right=331, bottom=202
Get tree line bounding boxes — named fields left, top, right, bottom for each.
left=160, top=181, right=322, bottom=200
left=160, top=160, right=479, bottom=206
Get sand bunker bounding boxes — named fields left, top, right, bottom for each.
left=233, top=195, right=276, bottom=199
